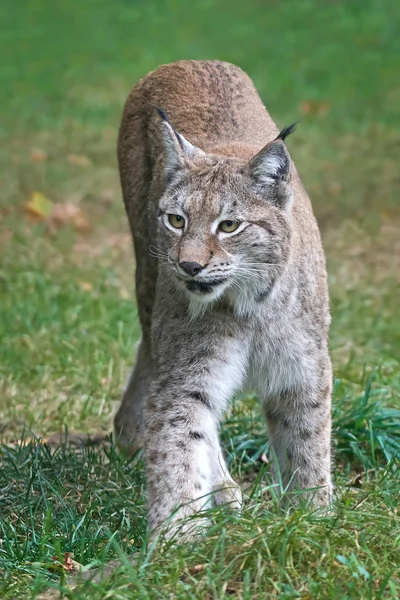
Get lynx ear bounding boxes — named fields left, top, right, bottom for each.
left=157, top=108, right=204, bottom=180
left=248, top=122, right=297, bottom=187
left=249, top=140, right=290, bottom=186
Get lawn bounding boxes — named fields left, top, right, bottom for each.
left=1, top=0, right=400, bottom=597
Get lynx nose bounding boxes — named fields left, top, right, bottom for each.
left=179, top=261, right=203, bottom=277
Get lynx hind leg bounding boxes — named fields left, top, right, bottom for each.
left=263, top=380, right=332, bottom=507
left=114, top=338, right=152, bottom=455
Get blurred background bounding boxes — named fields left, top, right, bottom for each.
left=1, top=0, right=399, bottom=436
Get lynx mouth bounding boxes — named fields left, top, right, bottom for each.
left=184, top=278, right=228, bottom=295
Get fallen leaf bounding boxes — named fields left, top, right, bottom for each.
left=24, top=194, right=91, bottom=232
left=50, top=553, right=82, bottom=575
left=78, top=281, right=93, bottom=292
left=299, top=99, right=330, bottom=117
left=122, top=537, right=135, bottom=546
left=64, top=553, right=75, bottom=573
left=51, top=203, right=91, bottom=232
left=30, top=148, right=47, bottom=163
left=73, top=213, right=91, bottom=232
left=25, top=191, right=53, bottom=219
left=299, top=100, right=312, bottom=116
left=187, top=564, right=206, bottom=575
left=67, top=154, right=91, bottom=167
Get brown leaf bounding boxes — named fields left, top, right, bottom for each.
left=78, top=281, right=93, bottom=292
left=187, top=564, right=206, bottom=575
left=50, top=203, right=91, bottom=232
left=299, top=100, right=313, bottom=116
left=50, top=553, right=82, bottom=574
left=30, top=148, right=48, bottom=163
left=122, top=537, right=135, bottom=546
left=24, top=193, right=91, bottom=233
left=299, top=99, right=330, bottom=117
left=67, top=154, right=91, bottom=167
left=73, top=213, right=91, bottom=232
left=64, top=553, right=74, bottom=573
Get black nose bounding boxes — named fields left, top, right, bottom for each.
left=179, top=261, right=203, bottom=277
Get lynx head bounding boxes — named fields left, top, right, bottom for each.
left=155, top=109, right=297, bottom=317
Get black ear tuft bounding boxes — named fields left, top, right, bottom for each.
left=156, top=107, right=169, bottom=122
left=156, top=107, right=205, bottom=179
left=275, top=121, right=299, bottom=142
left=156, top=107, right=186, bottom=149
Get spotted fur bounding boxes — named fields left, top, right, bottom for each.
left=114, top=60, right=332, bottom=539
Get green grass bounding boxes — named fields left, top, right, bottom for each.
left=1, top=0, right=400, bottom=597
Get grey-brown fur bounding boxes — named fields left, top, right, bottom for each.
left=114, top=60, right=332, bottom=538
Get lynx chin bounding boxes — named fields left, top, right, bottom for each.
left=114, top=60, right=332, bottom=540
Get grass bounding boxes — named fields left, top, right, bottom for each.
left=1, top=0, right=400, bottom=597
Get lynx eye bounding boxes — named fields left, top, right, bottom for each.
left=219, top=220, right=240, bottom=233
left=168, top=214, right=185, bottom=229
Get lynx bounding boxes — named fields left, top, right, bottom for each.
left=114, top=60, right=332, bottom=538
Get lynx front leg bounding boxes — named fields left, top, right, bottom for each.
left=144, top=335, right=248, bottom=539
left=264, top=381, right=332, bottom=506
left=145, top=396, right=217, bottom=539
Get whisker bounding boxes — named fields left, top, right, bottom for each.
left=149, top=255, right=169, bottom=264
left=235, top=265, right=278, bottom=273
left=240, top=260, right=280, bottom=267
left=234, top=269, right=268, bottom=277
left=149, top=249, right=171, bottom=263
left=149, top=244, right=170, bottom=258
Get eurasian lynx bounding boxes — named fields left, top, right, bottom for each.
left=114, top=60, right=332, bottom=538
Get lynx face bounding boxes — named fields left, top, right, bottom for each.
left=156, top=119, right=294, bottom=310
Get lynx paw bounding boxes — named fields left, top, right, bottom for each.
left=113, top=422, right=144, bottom=457
left=212, top=480, right=242, bottom=511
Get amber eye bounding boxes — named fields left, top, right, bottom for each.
left=219, top=220, right=240, bottom=233
left=168, top=214, right=185, bottom=229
